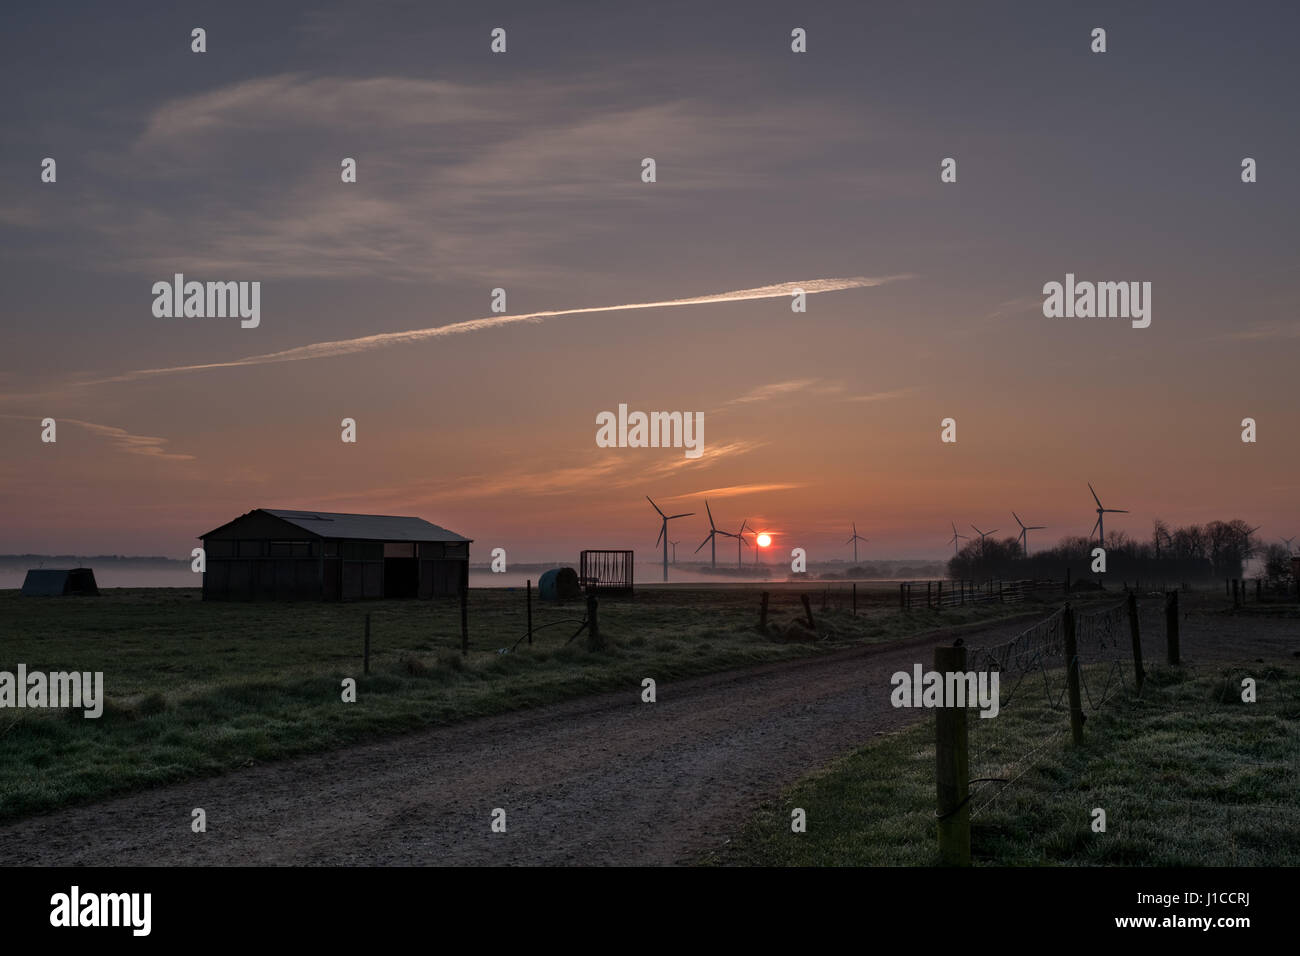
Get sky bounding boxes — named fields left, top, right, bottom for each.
left=1, top=0, right=1297, bottom=563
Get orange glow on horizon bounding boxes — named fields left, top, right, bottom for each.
left=756, top=533, right=772, bottom=548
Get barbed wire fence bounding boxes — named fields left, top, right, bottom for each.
left=933, top=588, right=1300, bottom=864
left=934, top=596, right=1148, bottom=863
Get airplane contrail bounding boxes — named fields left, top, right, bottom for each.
left=76, top=274, right=910, bottom=387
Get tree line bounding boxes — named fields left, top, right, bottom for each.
left=947, top=519, right=1293, bottom=587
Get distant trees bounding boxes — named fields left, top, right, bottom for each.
left=1263, top=544, right=1295, bottom=589
left=946, top=517, right=1262, bottom=583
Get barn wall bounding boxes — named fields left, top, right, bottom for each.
left=201, top=524, right=468, bottom=601
left=419, top=559, right=464, bottom=596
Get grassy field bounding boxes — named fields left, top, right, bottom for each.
left=0, top=584, right=1052, bottom=823
left=706, top=658, right=1300, bottom=866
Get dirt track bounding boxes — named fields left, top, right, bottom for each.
left=2, top=603, right=1293, bottom=866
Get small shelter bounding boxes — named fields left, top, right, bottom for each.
left=21, top=568, right=99, bottom=596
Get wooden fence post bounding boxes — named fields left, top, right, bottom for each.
left=526, top=579, right=533, bottom=646
left=460, top=585, right=468, bottom=656
left=1062, top=605, right=1084, bottom=745
left=364, top=612, right=371, bottom=675
left=1126, top=591, right=1144, bottom=692
left=759, top=591, right=770, bottom=630
left=937, top=580, right=943, bottom=608
left=852, top=582, right=857, bottom=616
left=927, top=581, right=932, bottom=608
left=800, top=593, right=816, bottom=630
left=1165, top=590, right=1180, bottom=665
left=899, top=582, right=906, bottom=611
left=935, top=642, right=970, bottom=866
left=1232, top=578, right=1240, bottom=607
left=586, top=593, right=603, bottom=650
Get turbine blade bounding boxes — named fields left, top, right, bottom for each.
left=655, top=526, right=665, bottom=547
left=694, top=535, right=711, bottom=554
left=705, top=500, right=715, bottom=529
left=646, top=495, right=665, bottom=517
left=668, top=512, right=694, bottom=520
left=1089, top=482, right=1102, bottom=508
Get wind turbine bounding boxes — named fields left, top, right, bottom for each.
left=846, top=522, right=868, bottom=564
left=949, top=521, right=969, bottom=555
left=1012, top=511, right=1045, bottom=557
left=970, top=524, right=999, bottom=554
left=694, top=500, right=731, bottom=569
left=1240, top=525, right=1261, bottom=554
left=1088, top=483, right=1128, bottom=546
left=647, top=496, right=693, bottom=583
left=733, top=519, right=751, bottom=569
left=1282, top=535, right=1296, bottom=554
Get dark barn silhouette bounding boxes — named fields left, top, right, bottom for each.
left=199, top=509, right=471, bottom=601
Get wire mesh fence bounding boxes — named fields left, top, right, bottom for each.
left=963, top=601, right=1135, bottom=818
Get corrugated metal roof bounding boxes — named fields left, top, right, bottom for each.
left=262, top=509, right=471, bottom=543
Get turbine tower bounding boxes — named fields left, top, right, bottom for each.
left=1088, top=483, right=1128, bottom=546
left=670, top=540, right=679, bottom=565
left=949, top=521, right=969, bottom=555
left=1012, top=511, right=1045, bottom=557
left=733, top=519, right=751, bottom=569
left=647, top=496, right=693, bottom=583
left=694, top=500, right=730, bottom=569
left=846, top=522, right=868, bottom=564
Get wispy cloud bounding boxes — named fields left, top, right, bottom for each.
left=841, top=387, right=916, bottom=403
left=1214, top=322, right=1300, bottom=342
left=0, top=415, right=194, bottom=462
left=677, top=482, right=807, bottom=499
left=7, top=73, right=901, bottom=283
left=72, top=276, right=907, bottom=387
left=722, top=379, right=822, bottom=407
left=302, top=437, right=767, bottom=510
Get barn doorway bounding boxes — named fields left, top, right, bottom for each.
left=383, top=542, right=418, bottom=598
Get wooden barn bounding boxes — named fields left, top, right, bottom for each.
left=199, top=509, right=471, bottom=601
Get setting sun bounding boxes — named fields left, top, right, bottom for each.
left=756, top=533, right=772, bottom=548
